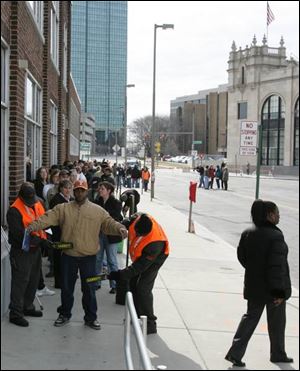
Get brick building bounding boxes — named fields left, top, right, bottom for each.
left=1, top=1, right=81, bottom=227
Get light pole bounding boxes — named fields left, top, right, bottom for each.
left=151, top=23, right=174, bottom=201
left=124, top=84, right=135, bottom=167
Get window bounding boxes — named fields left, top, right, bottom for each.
left=294, top=98, right=299, bottom=166
left=1, top=42, right=9, bottom=227
left=27, top=1, right=44, bottom=34
left=50, top=101, right=58, bottom=165
left=241, top=66, right=245, bottom=85
left=261, top=95, right=285, bottom=166
left=50, top=1, right=59, bottom=67
left=25, top=75, right=42, bottom=180
left=238, top=102, right=247, bottom=120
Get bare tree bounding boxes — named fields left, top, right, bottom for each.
left=129, top=115, right=178, bottom=155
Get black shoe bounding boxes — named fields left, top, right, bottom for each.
left=10, top=317, right=29, bottom=327
left=109, top=288, right=116, bottom=294
left=270, top=356, right=294, bottom=363
left=24, top=309, right=43, bottom=317
left=225, top=354, right=246, bottom=367
left=54, top=314, right=70, bottom=327
left=85, top=319, right=101, bottom=330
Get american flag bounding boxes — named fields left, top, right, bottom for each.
left=267, top=2, right=275, bottom=26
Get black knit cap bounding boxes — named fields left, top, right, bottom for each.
left=134, top=213, right=153, bottom=236
left=19, top=182, right=38, bottom=206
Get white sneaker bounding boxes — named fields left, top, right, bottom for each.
left=36, top=286, right=55, bottom=297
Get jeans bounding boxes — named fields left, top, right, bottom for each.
left=132, top=178, right=140, bottom=188
left=96, top=234, right=119, bottom=289
left=199, top=175, right=205, bottom=188
left=58, top=253, right=97, bottom=322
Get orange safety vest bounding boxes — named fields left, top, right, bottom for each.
left=11, top=197, right=47, bottom=240
left=141, top=170, right=150, bottom=181
left=128, top=214, right=169, bottom=262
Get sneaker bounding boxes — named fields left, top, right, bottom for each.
left=10, top=317, right=29, bottom=327
left=85, top=319, right=101, bottom=330
left=24, top=309, right=43, bottom=317
left=54, top=314, right=70, bottom=327
left=36, top=286, right=55, bottom=297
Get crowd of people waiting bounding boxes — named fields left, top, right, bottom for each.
left=195, top=162, right=229, bottom=190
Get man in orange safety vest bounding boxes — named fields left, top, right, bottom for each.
left=108, top=212, right=169, bottom=334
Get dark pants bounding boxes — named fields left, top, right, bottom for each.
left=223, top=180, right=228, bottom=190
left=53, top=249, right=62, bottom=288
left=130, top=255, right=168, bottom=329
left=58, top=253, right=97, bottom=322
left=9, top=248, right=41, bottom=319
left=226, top=300, right=287, bottom=361
left=38, top=267, right=45, bottom=290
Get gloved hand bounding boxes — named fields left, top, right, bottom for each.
left=121, top=218, right=131, bottom=229
left=107, top=270, right=121, bottom=281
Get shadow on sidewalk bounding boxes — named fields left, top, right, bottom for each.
left=147, top=334, right=203, bottom=370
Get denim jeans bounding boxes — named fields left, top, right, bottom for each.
left=96, top=234, right=119, bottom=289
left=132, top=178, right=140, bottom=188
left=58, top=253, right=97, bottom=322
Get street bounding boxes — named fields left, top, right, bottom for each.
left=154, top=168, right=299, bottom=289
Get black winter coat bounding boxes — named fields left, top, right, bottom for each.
left=96, top=196, right=123, bottom=243
left=237, top=222, right=291, bottom=303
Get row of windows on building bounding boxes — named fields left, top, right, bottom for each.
left=238, top=96, right=299, bottom=166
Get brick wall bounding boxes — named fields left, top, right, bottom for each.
left=3, top=1, right=79, bottom=204
left=1, top=1, right=11, bottom=42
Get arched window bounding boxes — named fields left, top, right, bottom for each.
left=294, top=98, right=299, bottom=166
left=261, top=95, right=285, bottom=166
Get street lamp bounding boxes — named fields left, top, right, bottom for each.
left=124, top=84, right=135, bottom=167
left=151, top=23, right=174, bottom=201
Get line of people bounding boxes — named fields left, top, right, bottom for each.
left=7, top=159, right=168, bottom=335
left=195, top=162, right=229, bottom=190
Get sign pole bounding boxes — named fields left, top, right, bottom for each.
left=255, top=123, right=263, bottom=199
left=188, top=201, right=193, bottom=233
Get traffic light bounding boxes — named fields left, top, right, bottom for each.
left=154, top=142, right=161, bottom=153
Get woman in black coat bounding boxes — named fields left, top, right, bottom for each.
left=225, top=200, right=293, bottom=367
left=49, top=179, right=74, bottom=288
left=95, top=181, right=123, bottom=293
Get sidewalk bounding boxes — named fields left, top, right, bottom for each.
left=1, top=192, right=299, bottom=370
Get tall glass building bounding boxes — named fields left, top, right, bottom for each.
left=71, top=1, right=128, bottom=150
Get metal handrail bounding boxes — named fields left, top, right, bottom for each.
left=124, top=291, right=153, bottom=370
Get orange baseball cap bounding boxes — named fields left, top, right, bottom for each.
left=73, top=180, right=88, bottom=190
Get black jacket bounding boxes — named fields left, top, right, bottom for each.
left=237, top=222, right=291, bottom=302
left=96, top=196, right=123, bottom=243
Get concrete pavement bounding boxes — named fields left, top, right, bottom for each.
left=1, top=191, right=299, bottom=370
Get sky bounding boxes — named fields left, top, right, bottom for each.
left=126, top=1, right=299, bottom=126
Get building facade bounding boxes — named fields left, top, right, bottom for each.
left=71, top=1, right=128, bottom=152
left=170, top=85, right=228, bottom=155
left=170, top=36, right=299, bottom=174
left=80, top=112, right=96, bottom=159
left=1, top=1, right=81, bottom=228
left=227, top=36, right=299, bottom=170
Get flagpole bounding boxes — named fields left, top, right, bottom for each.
left=267, top=1, right=269, bottom=45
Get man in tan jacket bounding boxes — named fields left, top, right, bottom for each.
left=27, top=179, right=127, bottom=330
